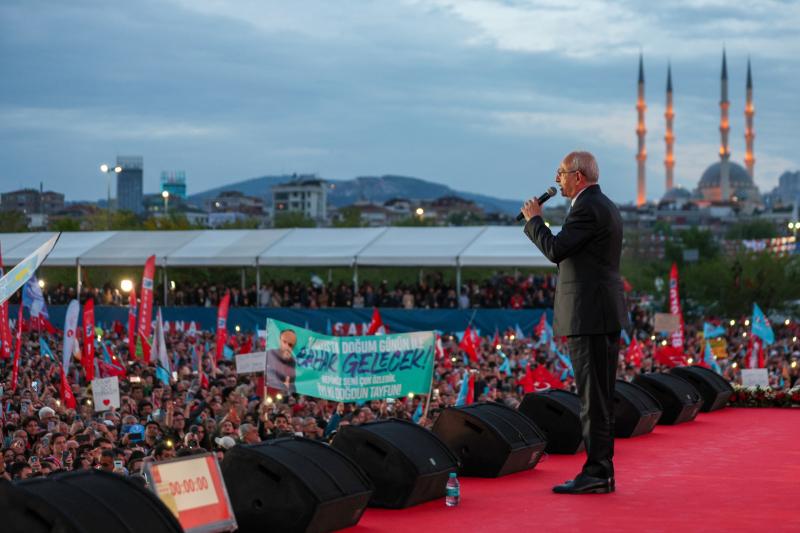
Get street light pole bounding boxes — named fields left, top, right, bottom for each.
left=162, top=190, right=170, bottom=216
left=100, top=163, right=122, bottom=228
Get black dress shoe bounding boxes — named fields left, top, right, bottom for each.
left=553, top=474, right=615, bottom=494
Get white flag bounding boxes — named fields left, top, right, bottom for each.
left=62, top=299, right=80, bottom=369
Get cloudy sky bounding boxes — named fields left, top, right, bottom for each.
left=1, top=0, right=798, bottom=205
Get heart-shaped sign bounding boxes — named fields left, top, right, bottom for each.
left=103, top=399, right=111, bottom=406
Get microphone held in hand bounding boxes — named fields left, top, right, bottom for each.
left=517, top=186, right=558, bottom=221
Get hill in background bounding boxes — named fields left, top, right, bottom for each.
left=187, top=174, right=522, bottom=215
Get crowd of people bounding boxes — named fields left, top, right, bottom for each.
left=1, top=292, right=798, bottom=485
left=33, top=272, right=557, bottom=309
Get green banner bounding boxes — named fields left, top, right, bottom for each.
left=265, top=318, right=435, bottom=402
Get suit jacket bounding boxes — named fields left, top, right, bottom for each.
left=524, top=184, right=629, bottom=336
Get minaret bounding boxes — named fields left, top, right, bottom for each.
left=636, top=53, right=647, bottom=206
left=664, top=63, right=675, bottom=192
left=719, top=49, right=731, bottom=202
left=744, top=58, right=755, bottom=178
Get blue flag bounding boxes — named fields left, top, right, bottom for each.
left=40, top=337, right=56, bottom=361
left=703, top=322, right=726, bottom=339
left=704, top=341, right=722, bottom=374
left=455, top=370, right=470, bottom=407
left=412, top=402, right=423, bottom=423
left=514, top=323, right=525, bottom=340
left=498, top=356, right=511, bottom=377
left=751, top=303, right=774, bottom=345
left=326, top=318, right=332, bottom=335
left=620, top=329, right=631, bottom=346
left=551, top=340, right=574, bottom=377
left=223, top=344, right=235, bottom=360
left=154, top=365, right=171, bottom=386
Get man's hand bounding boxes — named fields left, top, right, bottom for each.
left=521, top=197, right=543, bottom=221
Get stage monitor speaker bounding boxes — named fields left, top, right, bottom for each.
left=331, top=419, right=457, bottom=508
left=670, top=365, right=733, bottom=412
left=0, top=469, right=182, bottom=533
left=221, top=437, right=373, bottom=533
left=614, top=380, right=663, bottom=438
left=432, top=402, right=547, bottom=478
left=633, top=373, right=703, bottom=425
left=518, top=389, right=584, bottom=454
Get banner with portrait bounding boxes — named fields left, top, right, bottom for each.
left=265, top=318, right=435, bottom=402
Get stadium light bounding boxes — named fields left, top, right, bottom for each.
left=794, top=336, right=798, bottom=342
left=38, top=279, right=45, bottom=289
left=415, top=207, right=424, bottom=217
left=235, top=325, right=241, bottom=333
left=792, top=361, right=798, bottom=369
left=732, top=362, right=738, bottom=368
left=120, top=279, right=133, bottom=292
left=661, top=340, right=667, bottom=346
left=407, top=392, right=414, bottom=399
left=744, top=319, right=750, bottom=326
left=729, top=320, right=735, bottom=326
left=276, top=393, right=283, bottom=401
left=785, top=319, right=791, bottom=326
left=789, top=222, right=795, bottom=230
left=687, top=357, right=694, bottom=364
left=743, top=332, right=747, bottom=337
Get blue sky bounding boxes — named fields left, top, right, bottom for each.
left=1, top=0, right=798, bottom=205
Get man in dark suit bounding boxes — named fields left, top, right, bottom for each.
left=521, top=151, right=629, bottom=494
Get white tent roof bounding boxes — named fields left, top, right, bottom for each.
left=357, top=227, right=487, bottom=266
left=0, top=233, right=46, bottom=263
left=458, top=226, right=560, bottom=267
left=168, top=229, right=290, bottom=266
left=0, top=227, right=557, bottom=269
left=79, top=231, right=203, bottom=266
left=258, top=228, right=387, bottom=266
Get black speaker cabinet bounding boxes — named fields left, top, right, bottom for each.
left=221, top=437, right=373, bottom=533
left=633, top=372, right=703, bottom=425
left=671, top=365, right=733, bottom=412
left=0, top=469, right=182, bottom=533
left=614, top=380, right=663, bottom=438
left=432, top=402, right=547, bottom=478
left=518, top=390, right=584, bottom=454
left=331, top=419, right=457, bottom=508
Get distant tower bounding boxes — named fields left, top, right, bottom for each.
left=636, top=53, right=647, bottom=206
left=744, top=58, right=755, bottom=179
left=719, top=49, right=731, bottom=202
left=664, top=63, right=675, bottom=192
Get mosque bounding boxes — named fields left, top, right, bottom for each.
left=635, top=51, right=761, bottom=208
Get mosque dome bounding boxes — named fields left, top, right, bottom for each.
left=662, top=185, right=692, bottom=202
left=696, top=161, right=761, bottom=202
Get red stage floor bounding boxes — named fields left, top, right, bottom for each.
left=348, top=408, right=800, bottom=532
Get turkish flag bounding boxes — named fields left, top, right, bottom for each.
left=528, top=364, right=564, bottom=392
left=655, top=345, right=687, bottom=367
left=60, top=367, right=77, bottom=409
left=459, top=325, right=478, bottom=362
left=366, top=308, right=387, bottom=335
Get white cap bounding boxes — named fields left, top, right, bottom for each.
left=214, top=436, right=237, bottom=450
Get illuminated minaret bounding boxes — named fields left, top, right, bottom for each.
left=744, top=58, right=755, bottom=178
left=719, top=49, right=731, bottom=202
left=664, top=63, right=675, bottom=192
left=636, top=53, right=647, bottom=206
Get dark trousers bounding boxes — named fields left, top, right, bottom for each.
left=567, top=332, right=619, bottom=479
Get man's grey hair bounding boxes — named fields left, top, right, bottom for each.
left=239, top=423, right=255, bottom=437
left=565, top=151, right=599, bottom=182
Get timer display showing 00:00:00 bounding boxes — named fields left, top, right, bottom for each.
left=168, top=476, right=210, bottom=496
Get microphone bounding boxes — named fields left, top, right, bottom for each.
left=517, top=186, right=557, bottom=221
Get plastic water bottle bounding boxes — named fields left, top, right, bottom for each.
left=445, top=472, right=460, bottom=507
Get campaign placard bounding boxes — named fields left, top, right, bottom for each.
left=265, top=318, right=434, bottom=402
left=146, top=453, right=236, bottom=533
left=740, top=368, right=769, bottom=388
left=91, top=376, right=120, bottom=412
left=235, top=351, right=266, bottom=374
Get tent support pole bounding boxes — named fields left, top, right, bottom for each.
left=353, top=264, right=358, bottom=292
left=255, top=263, right=261, bottom=307
left=456, top=264, right=462, bottom=298
left=163, top=267, right=168, bottom=306
left=76, top=261, right=82, bottom=296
